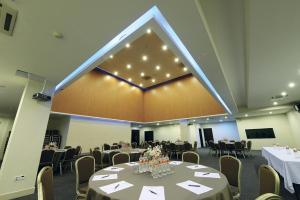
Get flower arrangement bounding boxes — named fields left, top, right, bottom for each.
left=144, top=145, right=162, bottom=160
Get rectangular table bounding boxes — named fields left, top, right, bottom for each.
left=262, top=147, right=300, bottom=193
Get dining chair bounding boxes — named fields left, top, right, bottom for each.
left=255, top=193, right=282, bottom=200
left=112, top=152, right=130, bottom=165
left=92, top=150, right=103, bottom=170
left=39, top=149, right=55, bottom=169
left=37, top=166, right=54, bottom=200
left=74, top=146, right=82, bottom=157
left=246, top=140, right=252, bottom=156
left=219, top=155, right=242, bottom=199
left=182, top=151, right=199, bottom=164
left=193, top=141, right=197, bottom=151
left=59, top=148, right=75, bottom=175
left=234, top=142, right=246, bottom=158
left=108, top=151, right=120, bottom=166
left=131, top=142, right=137, bottom=148
left=75, top=156, right=95, bottom=199
left=110, top=145, right=119, bottom=150
left=169, top=143, right=177, bottom=158
left=259, top=165, right=280, bottom=195
left=218, top=141, right=227, bottom=156
left=176, top=144, right=184, bottom=159
left=103, top=143, right=110, bottom=151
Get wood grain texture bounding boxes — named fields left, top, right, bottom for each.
left=52, top=70, right=144, bottom=121
left=143, top=76, right=225, bottom=121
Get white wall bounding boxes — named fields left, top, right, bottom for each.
left=47, top=116, right=70, bottom=148
left=140, top=125, right=181, bottom=142
left=0, top=115, right=14, bottom=160
left=201, top=121, right=240, bottom=142
left=236, top=114, right=295, bottom=150
left=65, top=116, right=131, bottom=152
left=286, top=111, right=300, bottom=148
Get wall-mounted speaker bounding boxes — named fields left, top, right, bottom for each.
left=294, top=104, right=300, bottom=112
left=0, top=3, right=18, bottom=36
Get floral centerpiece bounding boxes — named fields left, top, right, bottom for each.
left=144, top=146, right=162, bottom=160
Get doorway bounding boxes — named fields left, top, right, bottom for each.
left=203, top=128, right=214, bottom=145
left=131, top=129, right=140, bottom=145
left=144, top=131, right=154, bottom=142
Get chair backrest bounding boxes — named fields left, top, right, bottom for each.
left=113, top=153, right=130, bottom=165
left=110, top=145, right=119, bottom=150
left=247, top=140, right=252, bottom=150
left=109, top=151, right=120, bottom=165
left=37, top=166, right=54, bottom=200
left=75, top=156, right=95, bottom=195
left=92, top=150, right=102, bottom=166
left=259, top=165, right=280, bottom=195
left=170, top=143, right=176, bottom=150
left=220, top=156, right=242, bottom=192
left=64, top=148, right=75, bottom=161
left=64, top=146, right=72, bottom=149
left=131, top=142, right=137, bottom=148
left=234, top=141, right=243, bottom=150
left=182, top=151, right=199, bottom=164
left=40, top=150, right=55, bottom=164
left=193, top=141, right=197, bottom=149
left=219, top=141, right=227, bottom=150
left=255, top=193, right=282, bottom=200
left=184, top=143, right=191, bottom=151
left=103, top=143, right=110, bottom=150
left=75, top=146, right=82, bottom=156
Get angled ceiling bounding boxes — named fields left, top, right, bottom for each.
left=98, top=32, right=190, bottom=89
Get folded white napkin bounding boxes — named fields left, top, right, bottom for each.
left=92, top=174, right=118, bottom=181
left=103, top=166, right=124, bottom=172
left=139, top=186, right=165, bottom=200
left=99, top=181, right=133, bottom=194
left=169, top=161, right=183, bottom=165
left=125, top=162, right=139, bottom=166
left=194, top=171, right=220, bottom=179
left=176, top=180, right=212, bottom=195
left=186, top=164, right=207, bottom=170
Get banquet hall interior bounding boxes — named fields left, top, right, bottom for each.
left=0, top=0, right=300, bottom=200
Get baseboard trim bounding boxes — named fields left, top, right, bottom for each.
left=0, top=187, right=35, bottom=200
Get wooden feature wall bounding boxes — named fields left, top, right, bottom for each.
left=52, top=71, right=225, bottom=122
left=143, top=76, right=225, bottom=121
left=51, top=70, right=144, bottom=121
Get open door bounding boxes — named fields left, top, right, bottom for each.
left=203, top=128, right=214, bottom=145
left=144, top=131, right=154, bottom=142
left=131, top=129, right=140, bottom=145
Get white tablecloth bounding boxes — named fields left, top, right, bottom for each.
left=262, top=147, right=300, bottom=193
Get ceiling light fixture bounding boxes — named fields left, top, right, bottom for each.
left=183, top=67, right=188, bottom=72
left=273, top=101, right=278, bottom=106
left=156, top=123, right=160, bottom=126
left=288, top=82, right=295, bottom=88
left=245, top=114, right=248, bottom=117
left=155, top=65, right=160, bottom=70
left=174, top=57, right=179, bottom=63
left=166, top=73, right=170, bottom=78
left=146, top=28, right=152, bottom=34
left=192, top=120, right=196, bottom=122
left=142, top=55, right=148, bottom=61
left=162, top=45, right=168, bottom=51
left=113, top=71, right=118, bottom=76
left=151, top=79, right=156, bottom=83
left=128, top=78, right=132, bottom=82
left=109, top=54, right=114, bottom=59
left=139, top=83, right=143, bottom=87
left=126, top=64, right=132, bottom=69
left=140, top=72, right=145, bottom=77
left=125, top=43, right=131, bottom=48
left=269, top=111, right=273, bottom=114
left=224, top=116, right=228, bottom=119
left=281, top=91, right=287, bottom=97
left=206, top=118, right=209, bottom=121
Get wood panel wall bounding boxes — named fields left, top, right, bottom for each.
left=51, top=70, right=144, bottom=121
left=143, top=76, right=225, bottom=121
left=52, top=71, right=224, bottom=122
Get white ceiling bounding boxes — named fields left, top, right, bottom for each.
left=0, top=0, right=299, bottom=117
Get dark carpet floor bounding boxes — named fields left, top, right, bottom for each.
left=16, top=149, right=297, bottom=200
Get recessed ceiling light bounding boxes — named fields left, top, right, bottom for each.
left=166, top=73, right=171, bottom=78
left=146, top=28, right=152, bottom=34
left=156, top=123, right=160, bottom=126
left=269, top=111, right=273, bottom=114
left=128, top=78, right=132, bottom=82
left=281, top=91, right=287, bottom=97
left=245, top=114, right=248, bottom=117
left=140, top=72, right=145, bottom=77
left=162, top=45, right=168, bottom=51
left=139, top=83, right=143, bottom=87
left=273, top=101, right=278, bottom=106
left=151, top=79, right=156, bottom=83
left=288, top=82, right=295, bottom=88
left=125, top=43, right=130, bottom=48
left=183, top=67, right=188, bottom=72
left=156, top=65, right=160, bottom=70
left=109, top=54, right=114, bottom=59
left=142, top=55, right=148, bottom=61
left=192, top=120, right=196, bottom=122
left=113, top=71, right=118, bottom=76
left=174, top=57, right=179, bottom=63
left=224, top=116, right=228, bottom=119
left=126, top=64, right=132, bottom=69
left=206, top=118, right=209, bottom=121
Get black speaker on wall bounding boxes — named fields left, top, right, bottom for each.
left=294, top=104, right=300, bottom=112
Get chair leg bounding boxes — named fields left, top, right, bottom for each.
left=59, top=163, right=62, bottom=176
left=70, top=162, right=73, bottom=172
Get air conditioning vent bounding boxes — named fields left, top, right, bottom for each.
left=0, top=3, right=18, bottom=36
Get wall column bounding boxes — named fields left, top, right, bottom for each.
left=0, top=79, right=53, bottom=199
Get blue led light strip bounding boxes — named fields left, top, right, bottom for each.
left=55, top=5, right=232, bottom=114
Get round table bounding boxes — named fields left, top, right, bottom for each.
left=88, top=162, right=233, bottom=200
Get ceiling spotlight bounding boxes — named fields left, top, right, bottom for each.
left=156, top=65, right=161, bottom=70
left=156, top=123, right=160, bottom=126
left=146, top=28, right=152, bottom=34
left=273, top=101, right=278, bottom=106
left=192, top=120, right=196, bottom=122
left=183, top=67, right=188, bottom=72
left=128, top=78, right=132, bottom=82
left=142, top=55, right=148, bottom=61
left=125, top=43, right=130, bottom=48
left=174, top=57, right=179, bottom=63
left=162, top=45, right=168, bottom=51
left=139, top=83, right=143, bottom=87
left=140, top=72, right=145, bottom=77
left=224, top=116, right=228, bottom=119
left=206, top=118, right=209, bottom=121
left=126, top=64, right=132, bottom=69
left=109, top=54, right=114, bottom=59
left=288, top=82, right=295, bottom=88
left=269, top=111, right=273, bottom=114
left=166, top=73, right=171, bottom=78
left=245, top=114, right=248, bottom=117
left=113, top=71, right=118, bottom=76
left=151, top=79, right=156, bottom=83
left=281, top=91, right=287, bottom=97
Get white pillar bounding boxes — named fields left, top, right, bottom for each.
left=0, top=79, right=53, bottom=199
